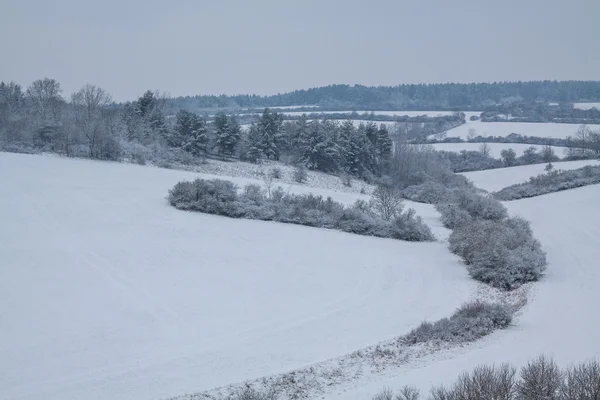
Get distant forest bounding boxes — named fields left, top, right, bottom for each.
left=165, top=81, right=600, bottom=112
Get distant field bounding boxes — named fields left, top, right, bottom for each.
left=430, top=142, right=569, bottom=158
left=280, top=110, right=456, bottom=117
left=444, top=120, right=581, bottom=140
left=573, top=102, right=600, bottom=110
left=461, top=159, right=600, bottom=192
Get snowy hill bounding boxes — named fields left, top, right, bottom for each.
left=0, top=153, right=473, bottom=400
left=324, top=183, right=600, bottom=399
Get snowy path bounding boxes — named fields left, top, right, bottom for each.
left=323, top=184, right=600, bottom=399
left=0, top=153, right=473, bottom=400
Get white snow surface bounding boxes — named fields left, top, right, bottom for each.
left=444, top=120, right=581, bottom=140
left=429, top=142, right=568, bottom=158
left=573, top=102, right=600, bottom=110
left=324, top=183, right=600, bottom=399
left=0, top=152, right=473, bottom=400
left=278, top=110, right=457, bottom=117
left=461, top=159, right=600, bottom=192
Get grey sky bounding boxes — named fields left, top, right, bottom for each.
left=2, top=0, right=599, bottom=101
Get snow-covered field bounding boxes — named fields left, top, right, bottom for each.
left=444, top=120, right=581, bottom=140
left=0, top=153, right=473, bottom=400
left=279, top=110, right=457, bottom=117
left=429, top=142, right=568, bottom=158
left=461, top=159, right=600, bottom=192
left=573, top=102, right=600, bottom=110
left=325, top=182, right=600, bottom=399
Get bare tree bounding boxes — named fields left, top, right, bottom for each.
left=576, top=125, right=591, bottom=154
left=371, top=182, right=403, bottom=220
left=517, top=355, right=562, bottom=400
left=467, top=128, right=477, bottom=141
left=71, top=84, right=112, bottom=157
left=396, top=386, right=420, bottom=400
left=479, top=143, right=491, bottom=157
left=26, top=78, right=64, bottom=127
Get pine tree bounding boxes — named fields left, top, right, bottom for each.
left=214, top=111, right=229, bottom=157
left=173, top=110, right=208, bottom=156
left=338, top=120, right=356, bottom=174
left=224, top=115, right=241, bottom=155
left=376, top=124, right=393, bottom=172
left=258, top=108, right=283, bottom=160
left=183, top=115, right=208, bottom=157
left=246, top=123, right=264, bottom=163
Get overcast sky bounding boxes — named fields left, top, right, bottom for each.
left=2, top=0, right=599, bottom=101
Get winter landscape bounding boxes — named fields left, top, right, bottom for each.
left=3, top=1, right=600, bottom=400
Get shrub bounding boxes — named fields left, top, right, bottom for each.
left=452, top=189, right=508, bottom=221
left=293, top=165, right=308, bottom=183
left=340, top=172, right=352, bottom=187
left=168, top=178, right=239, bottom=217
left=169, top=178, right=435, bottom=242
left=435, top=202, right=472, bottom=229
left=449, top=217, right=547, bottom=290
left=390, top=209, right=435, bottom=242
left=269, top=167, right=282, bottom=179
left=402, top=181, right=449, bottom=204
left=403, top=301, right=512, bottom=345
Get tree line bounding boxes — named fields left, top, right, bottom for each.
left=0, top=78, right=398, bottom=179
left=165, top=81, right=600, bottom=111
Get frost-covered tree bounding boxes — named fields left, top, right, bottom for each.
left=173, top=110, right=208, bottom=156
left=0, top=81, right=26, bottom=144
left=71, top=84, right=112, bottom=158
left=500, top=148, right=517, bottom=166
left=257, top=108, right=284, bottom=160
left=371, top=181, right=403, bottom=220
left=213, top=111, right=235, bottom=157
left=245, top=122, right=264, bottom=163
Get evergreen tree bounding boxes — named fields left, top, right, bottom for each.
left=338, top=120, right=356, bottom=174
left=376, top=124, right=393, bottom=171
left=213, top=111, right=229, bottom=157
left=258, top=108, right=283, bottom=160
left=183, top=116, right=208, bottom=157
left=224, top=115, right=241, bottom=155
left=246, top=123, right=264, bottom=162
left=173, top=110, right=208, bottom=156
left=298, top=120, right=339, bottom=172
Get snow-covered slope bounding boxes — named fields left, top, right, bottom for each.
left=324, top=183, right=600, bottom=399
left=461, top=159, right=600, bottom=192
left=0, top=153, right=473, bottom=400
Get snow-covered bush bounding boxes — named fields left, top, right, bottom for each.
left=389, top=209, right=435, bottom=242
left=293, top=165, right=308, bottom=183
left=168, top=178, right=240, bottom=216
left=434, top=202, right=472, bottom=229
left=452, top=188, right=508, bottom=221
left=401, top=180, right=449, bottom=204
left=494, top=165, right=600, bottom=200
left=449, top=217, right=547, bottom=290
left=403, top=301, right=512, bottom=345
left=169, top=178, right=435, bottom=242
left=269, top=167, right=282, bottom=179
